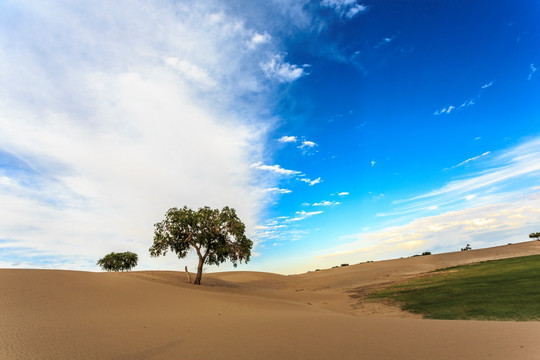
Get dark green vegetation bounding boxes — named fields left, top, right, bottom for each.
left=369, top=255, right=540, bottom=320
left=97, top=251, right=138, bottom=272
left=530, top=232, right=540, bottom=241
left=150, top=206, right=252, bottom=285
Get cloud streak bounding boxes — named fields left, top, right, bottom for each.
left=317, top=192, right=540, bottom=264
left=383, top=136, right=540, bottom=217
left=321, top=0, right=368, bottom=19
left=261, top=54, right=309, bottom=83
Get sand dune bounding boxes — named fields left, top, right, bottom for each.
left=2, top=241, right=540, bottom=359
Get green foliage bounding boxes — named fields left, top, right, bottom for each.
left=529, top=232, right=540, bottom=241
left=369, top=255, right=540, bottom=320
left=97, top=251, right=138, bottom=272
left=150, top=206, right=252, bottom=285
left=461, top=243, right=471, bottom=251
left=422, top=252, right=431, bottom=256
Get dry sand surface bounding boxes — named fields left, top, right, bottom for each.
left=2, top=241, right=540, bottom=359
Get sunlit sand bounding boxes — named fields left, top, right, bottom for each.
left=2, top=241, right=540, bottom=359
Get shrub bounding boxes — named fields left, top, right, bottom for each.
left=461, top=244, right=472, bottom=251
left=97, top=251, right=138, bottom=272
left=422, top=251, right=432, bottom=256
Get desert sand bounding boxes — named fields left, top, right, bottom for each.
left=2, top=241, right=540, bottom=359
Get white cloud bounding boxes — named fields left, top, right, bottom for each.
left=299, top=177, right=322, bottom=186
left=248, top=31, right=271, bottom=49
left=459, top=99, right=475, bottom=108
left=452, top=151, right=491, bottom=168
left=386, top=136, right=540, bottom=218
left=312, top=200, right=340, bottom=206
left=316, top=193, right=540, bottom=265
left=528, top=63, right=537, bottom=80
left=265, top=187, right=292, bottom=194
left=322, top=0, right=368, bottom=19
left=0, top=0, right=288, bottom=270
left=436, top=81, right=494, bottom=115
left=260, top=53, right=309, bottom=83
left=481, top=81, right=493, bottom=89
left=297, top=139, right=318, bottom=154
left=371, top=160, right=376, bottom=167
left=375, top=36, right=395, bottom=48
left=298, top=140, right=317, bottom=148
left=338, top=192, right=349, bottom=196
left=251, top=162, right=301, bottom=176
left=278, top=135, right=298, bottom=143
left=286, top=210, right=323, bottom=222
left=164, top=57, right=217, bottom=89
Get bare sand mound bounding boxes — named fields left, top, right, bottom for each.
left=2, top=241, right=540, bottom=359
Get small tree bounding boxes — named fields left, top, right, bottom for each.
left=97, top=251, right=138, bottom=272
left=529, top=232, right=540, bottom=241
left=149, top=206, right=253, bottom=285
left=461, top=244, right=472, bottom=251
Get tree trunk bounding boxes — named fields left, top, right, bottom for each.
left=184, top=266, right=192, bottom=284
left=194, top=257, right=204, bottom=285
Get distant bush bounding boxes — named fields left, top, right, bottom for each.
left=97, top=251, right=138, bottom=272
left=341, top=263, right=349, bottom=267
left=422, top=251, right=432, bottom=256
left=461, top=244, right=472, bottom=251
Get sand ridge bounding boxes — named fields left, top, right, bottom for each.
left=2, top=241, right=540, bottom=359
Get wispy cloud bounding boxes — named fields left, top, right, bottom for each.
left=316, top=192, right=540, bottom=264
left=321, top=0, right=368, bottom=19
left=265, top=187, right=292, bottom=194
left=451, top=151, right=491, bottom=169
left=386, top=136, right=540, bottom=217
left=298, top=140, right=317, bottom=149
left=375, top=35, right=395, bottom=48
left=297, top=140, right=318, bottom=154
left=434, top=105, right=455, bottom=115
left=260, top=54, right=309, bottom=83
left=165, top=57, right=217, bottom=89
left=338, top=191, right=349, bottom=196
left=247, top=31, right=271, bottom=49
left=481, top=81, right=493, bottom=89
left=299, top=177, right=322, bottom=186
left=286, top=210, right=323, bottom=222
left=528, top=63, right=537, bottom=80
left=434, top=81, right=494, bottom=115
left=278, top=135, right=298, bottom=143
left=251, top=162, right=301, bottom=176
left=312, top=200, right=340, bottom=206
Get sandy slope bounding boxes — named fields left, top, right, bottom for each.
left=2, top=241, right=540, bottom=359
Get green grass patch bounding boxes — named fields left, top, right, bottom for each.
left=369, top=255, right=540, bottom=320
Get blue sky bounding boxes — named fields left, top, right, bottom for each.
left=1, top=0, right=539, bottom=274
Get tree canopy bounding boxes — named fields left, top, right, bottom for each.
left=97, top=251, right=138, bottom=272
left=530, top=232, right=540, bottom=241
left=149, top=206, right=253, bottom=285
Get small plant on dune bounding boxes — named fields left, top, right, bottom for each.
left=422, top=251, right=431, bottom=256
left=97, top=251, right=138, bottom=272
left=461, top=244, right=471, bottom=251
left=529, top=232, right=540, bottom=241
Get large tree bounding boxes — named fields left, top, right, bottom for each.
left=149, top=206, right=253, bottom=285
